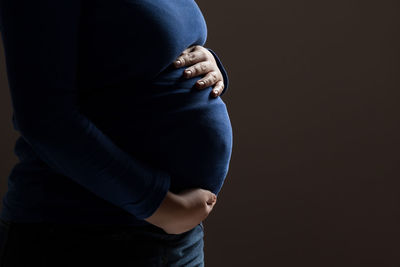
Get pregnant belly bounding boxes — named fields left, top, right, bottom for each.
left=80, top=65, right=233, bottom=195
left=154, top=91, right=232, bottom=195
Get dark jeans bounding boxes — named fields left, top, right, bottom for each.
left=0, top=218, right=204, bottom=267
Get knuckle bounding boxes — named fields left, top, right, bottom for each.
left=193, top=65, right=201, bottom=74
left=200, top=62, right=207, bottom=72
left=201, top=50, right=209, bottom=59
left=189, top=53, right=196, bottom=62
left=210, top=72, right=218, bottom=83
left=207, top=52, right=214, bottom=61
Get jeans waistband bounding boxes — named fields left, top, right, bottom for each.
left=1, top=219, right=202, bottom=242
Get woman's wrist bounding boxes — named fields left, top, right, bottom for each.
left=144, top=190, right=182, bottom=227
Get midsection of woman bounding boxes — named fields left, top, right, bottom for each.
left=0, top=0, right=232, bottom=226
left=80, top=63, right=233, bottom=196
left=78, top=0, right=233, bottom=196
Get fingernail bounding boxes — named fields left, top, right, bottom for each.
left=198, top=81, right=204, bottom=86
left=175, top=60, right=181, bottom=65
left=213, top=89, right=219, bottom=95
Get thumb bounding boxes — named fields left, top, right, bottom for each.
left=206, top=199, right=217, bottom=213
left=206, top=192, right=217, bottom=205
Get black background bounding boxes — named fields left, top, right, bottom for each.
left=1, top=1, right=400, bottom=266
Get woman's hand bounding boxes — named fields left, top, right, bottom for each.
left=173, top=45, right=225, bottom=98
left=144, top=188, right=217, bottom=235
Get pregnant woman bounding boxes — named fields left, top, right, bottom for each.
left=0, top=0, right=232, bottom=266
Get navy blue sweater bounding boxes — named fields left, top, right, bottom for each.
left=0, top=0, right=232, bottom=226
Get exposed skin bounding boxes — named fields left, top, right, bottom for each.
left=144, top=189, right=217, bottom=235
left=173, top=45, right=225, bottom=98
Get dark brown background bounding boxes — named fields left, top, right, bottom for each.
left=1, top=0, right=400, bottom=266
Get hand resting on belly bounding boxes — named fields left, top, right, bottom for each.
left=82, top=63, right=232, bottom=197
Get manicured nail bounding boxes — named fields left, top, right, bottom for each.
left=213, top=89, right=219, bottom=95
left=198, top=81, right=205, bottom=86
left=175, top=60, right=181, bottom=65
left=185, top=70, right=191, bottom=76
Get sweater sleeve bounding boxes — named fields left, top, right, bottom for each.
left=206, top=48, right=230, bottom=97
left=0, top=0, right=170, bottom=220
